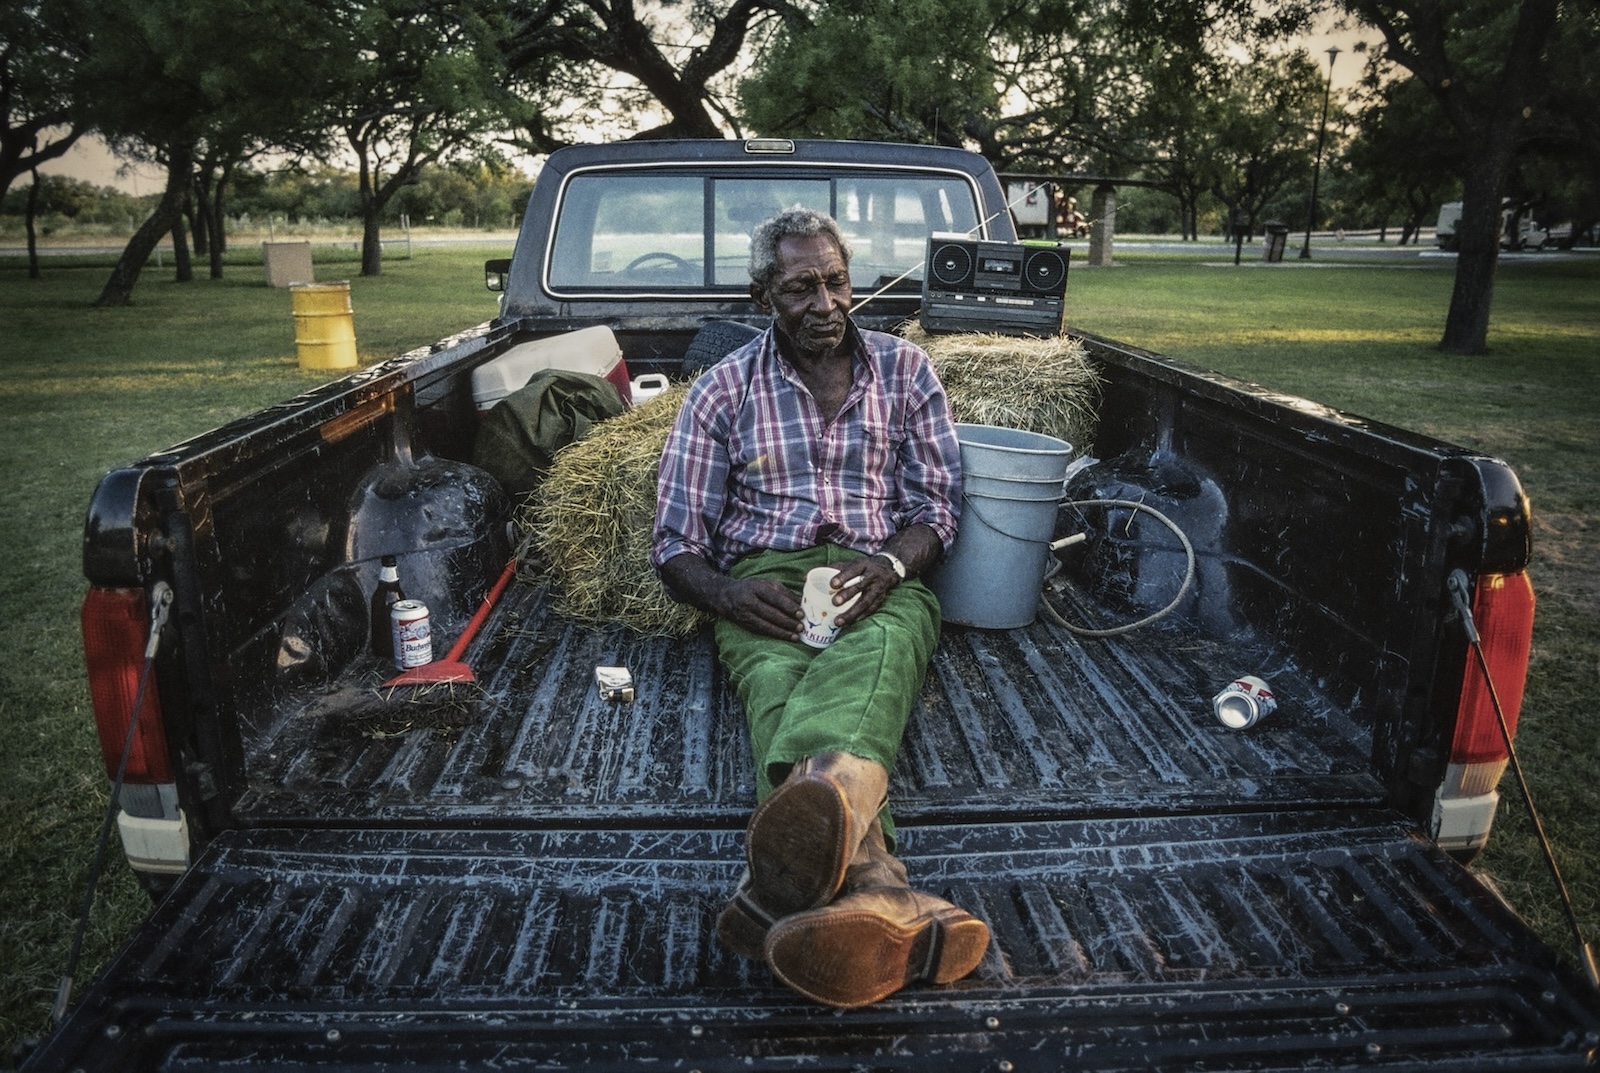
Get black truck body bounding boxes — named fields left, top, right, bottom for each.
left=33, top=139, right=1599, bottom=1070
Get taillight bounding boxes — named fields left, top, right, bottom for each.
left=1446, top=570, right=1535, bottom=793
left=81, top=587, right=172, bottom=783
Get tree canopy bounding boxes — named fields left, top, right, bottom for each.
left=1336, top=0, right=1574, bottom=353
left=323, top=0, right=527, bottom=275
left=0, top=1, right=88, bottom=197
left=69, top=0, right=354, bottom=301
left=34, top=0, right=1596, bottom=350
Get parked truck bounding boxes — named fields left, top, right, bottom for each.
left=1435, top=199, right=1551, bottom=251
left=28, top=139, right=1600, bottom=1070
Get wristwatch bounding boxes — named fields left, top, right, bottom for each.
left=873, top=551, right=907, bottom=580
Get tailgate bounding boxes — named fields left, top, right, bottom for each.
left=29, top=812, right=1600, bottom=1071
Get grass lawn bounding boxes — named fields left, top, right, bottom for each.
left=1, top=238, right=1595, bottom=1059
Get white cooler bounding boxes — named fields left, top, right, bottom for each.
left=470, top=326, right=632, bottom=412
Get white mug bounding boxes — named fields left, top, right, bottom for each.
left=800, top=567, right=863, bottom=648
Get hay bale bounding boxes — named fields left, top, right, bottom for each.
left=521, top=328, right=1101, bottom=636
left=519, top=384, right=708, bottom=637
left=903, top=324, right=1101, bottom=452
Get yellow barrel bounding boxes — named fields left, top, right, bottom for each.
left=289, top=281, right=359, bottom=370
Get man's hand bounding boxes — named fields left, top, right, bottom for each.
left=717, top=576, right=805, bottom=640
left=660, top=522, right=945, bottom=639
left=659, top=553, right=803, bottom=641
left=830, top=522, right=944, bottom=629
left=829, top=554, right=898, bottom=629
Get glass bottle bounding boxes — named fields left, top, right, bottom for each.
left=370, top=555, right=405, bottom=658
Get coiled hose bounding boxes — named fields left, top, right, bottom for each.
left=1040, top=498, right=1197, bottom=638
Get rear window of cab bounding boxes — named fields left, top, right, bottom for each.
left=547, top=171, right=983, bottom=296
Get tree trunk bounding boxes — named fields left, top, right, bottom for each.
left=353, top=144, right=386, bottom=277
left=208, top=206, right=226, bottom=278
left=172, top=214, right=193, bottom=282
left=1439, top=160, right=1505, bottom=354
left=188, top=188, right=209, bottom=258
left=359, top=161, right=421, bottom=276
left=25, top=168, right=42, bottom=280
left=198, top=166, right=230, bottom=279
left=95, top=147, right=194, bottom=307
left=210, top=166, right=231, bottom=279
left=361, top=201, right=384, bottom=277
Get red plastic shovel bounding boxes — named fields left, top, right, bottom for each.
left=383, top=556, right=519, bottom=687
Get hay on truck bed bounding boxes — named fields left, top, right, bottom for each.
left=518, top=383, right=704, bottom=637
left=518, top=330, right=1101, bottom=636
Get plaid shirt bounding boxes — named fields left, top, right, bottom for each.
left=652, top=323, right=962, bottom=573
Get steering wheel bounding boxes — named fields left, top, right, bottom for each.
left=624, top=251, right=698, bottom=278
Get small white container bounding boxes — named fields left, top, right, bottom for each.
left=630, top=373, right=671, bottom=402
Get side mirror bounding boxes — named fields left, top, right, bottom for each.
left=484, top=258, right=512, bottom=292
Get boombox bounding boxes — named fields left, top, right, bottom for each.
left=919, top=233, right=1070, bottom=336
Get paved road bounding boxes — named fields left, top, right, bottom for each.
left=0, top=234, right=519, bottom=258
left=7, top=234, right=1592, bottom=264
left=1061, top=237, right=1596, bottom=264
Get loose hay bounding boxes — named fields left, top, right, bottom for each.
left=519, top=328, right=1101, bottom=636
left=519, top=384, right=708, bottom=637
left=904, top=324, right=1101, bottom=451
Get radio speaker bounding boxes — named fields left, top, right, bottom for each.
left=928, top=240, right=975, bottom=287
left=1023, top=247, right=1070, bottom=293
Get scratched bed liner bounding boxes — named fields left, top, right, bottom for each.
left=235, top=577, right=1383, bottom=825
left=38, top=812, right=1600, bottom=1071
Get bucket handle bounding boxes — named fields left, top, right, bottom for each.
left=961, top=491, right=1060, bottom=544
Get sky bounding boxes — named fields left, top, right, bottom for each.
left=36, top=15, right=1374, bottom=195
left=38, top=137, right=165, bottom=194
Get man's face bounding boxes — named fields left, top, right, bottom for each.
left=755, top=233, right=852, bottom=361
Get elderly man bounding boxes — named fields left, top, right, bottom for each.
left=651, top=208, right=990, bottom=1008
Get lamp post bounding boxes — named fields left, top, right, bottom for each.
left=1298, top=46, right=1341, bottom=260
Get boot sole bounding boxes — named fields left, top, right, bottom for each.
left=746, top=774, right=851, bottom=916
left=764, top=906, right=991, bottom=1009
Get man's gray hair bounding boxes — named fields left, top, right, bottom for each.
left=748, top=208, right=852, bottom=290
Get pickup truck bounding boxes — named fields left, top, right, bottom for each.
left=30, top=139, right=1600, bottom=1070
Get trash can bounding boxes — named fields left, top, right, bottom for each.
left=1262, top=222, right=1290, bottom=263
left=289, top=281, right=358, bottom=371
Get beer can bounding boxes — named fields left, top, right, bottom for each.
left=390, top=599, right=432, bottom=670
left=1213, top=674, right=1277, bottom=730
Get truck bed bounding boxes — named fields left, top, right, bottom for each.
left=43, top=812, right=1600, bottom=1071
left=40, top=577, right=1600, bottom=1069
left=234, top=575, right=1384, bottom=828
left=41, top=579, right=1600, bottom=1069
left=45, top=422, right=1600, bottom=1071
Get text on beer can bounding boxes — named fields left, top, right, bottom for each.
left=391, top=599, right=432, bottom=670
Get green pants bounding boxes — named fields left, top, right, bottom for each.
left=714, top=545, right=941, bottom=845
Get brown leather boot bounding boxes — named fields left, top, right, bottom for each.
left=746, top=752, right=887, bottom=915
left=717, top=752, right=888, bottom=958
left=761, top=827, right=990, bottom=1009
